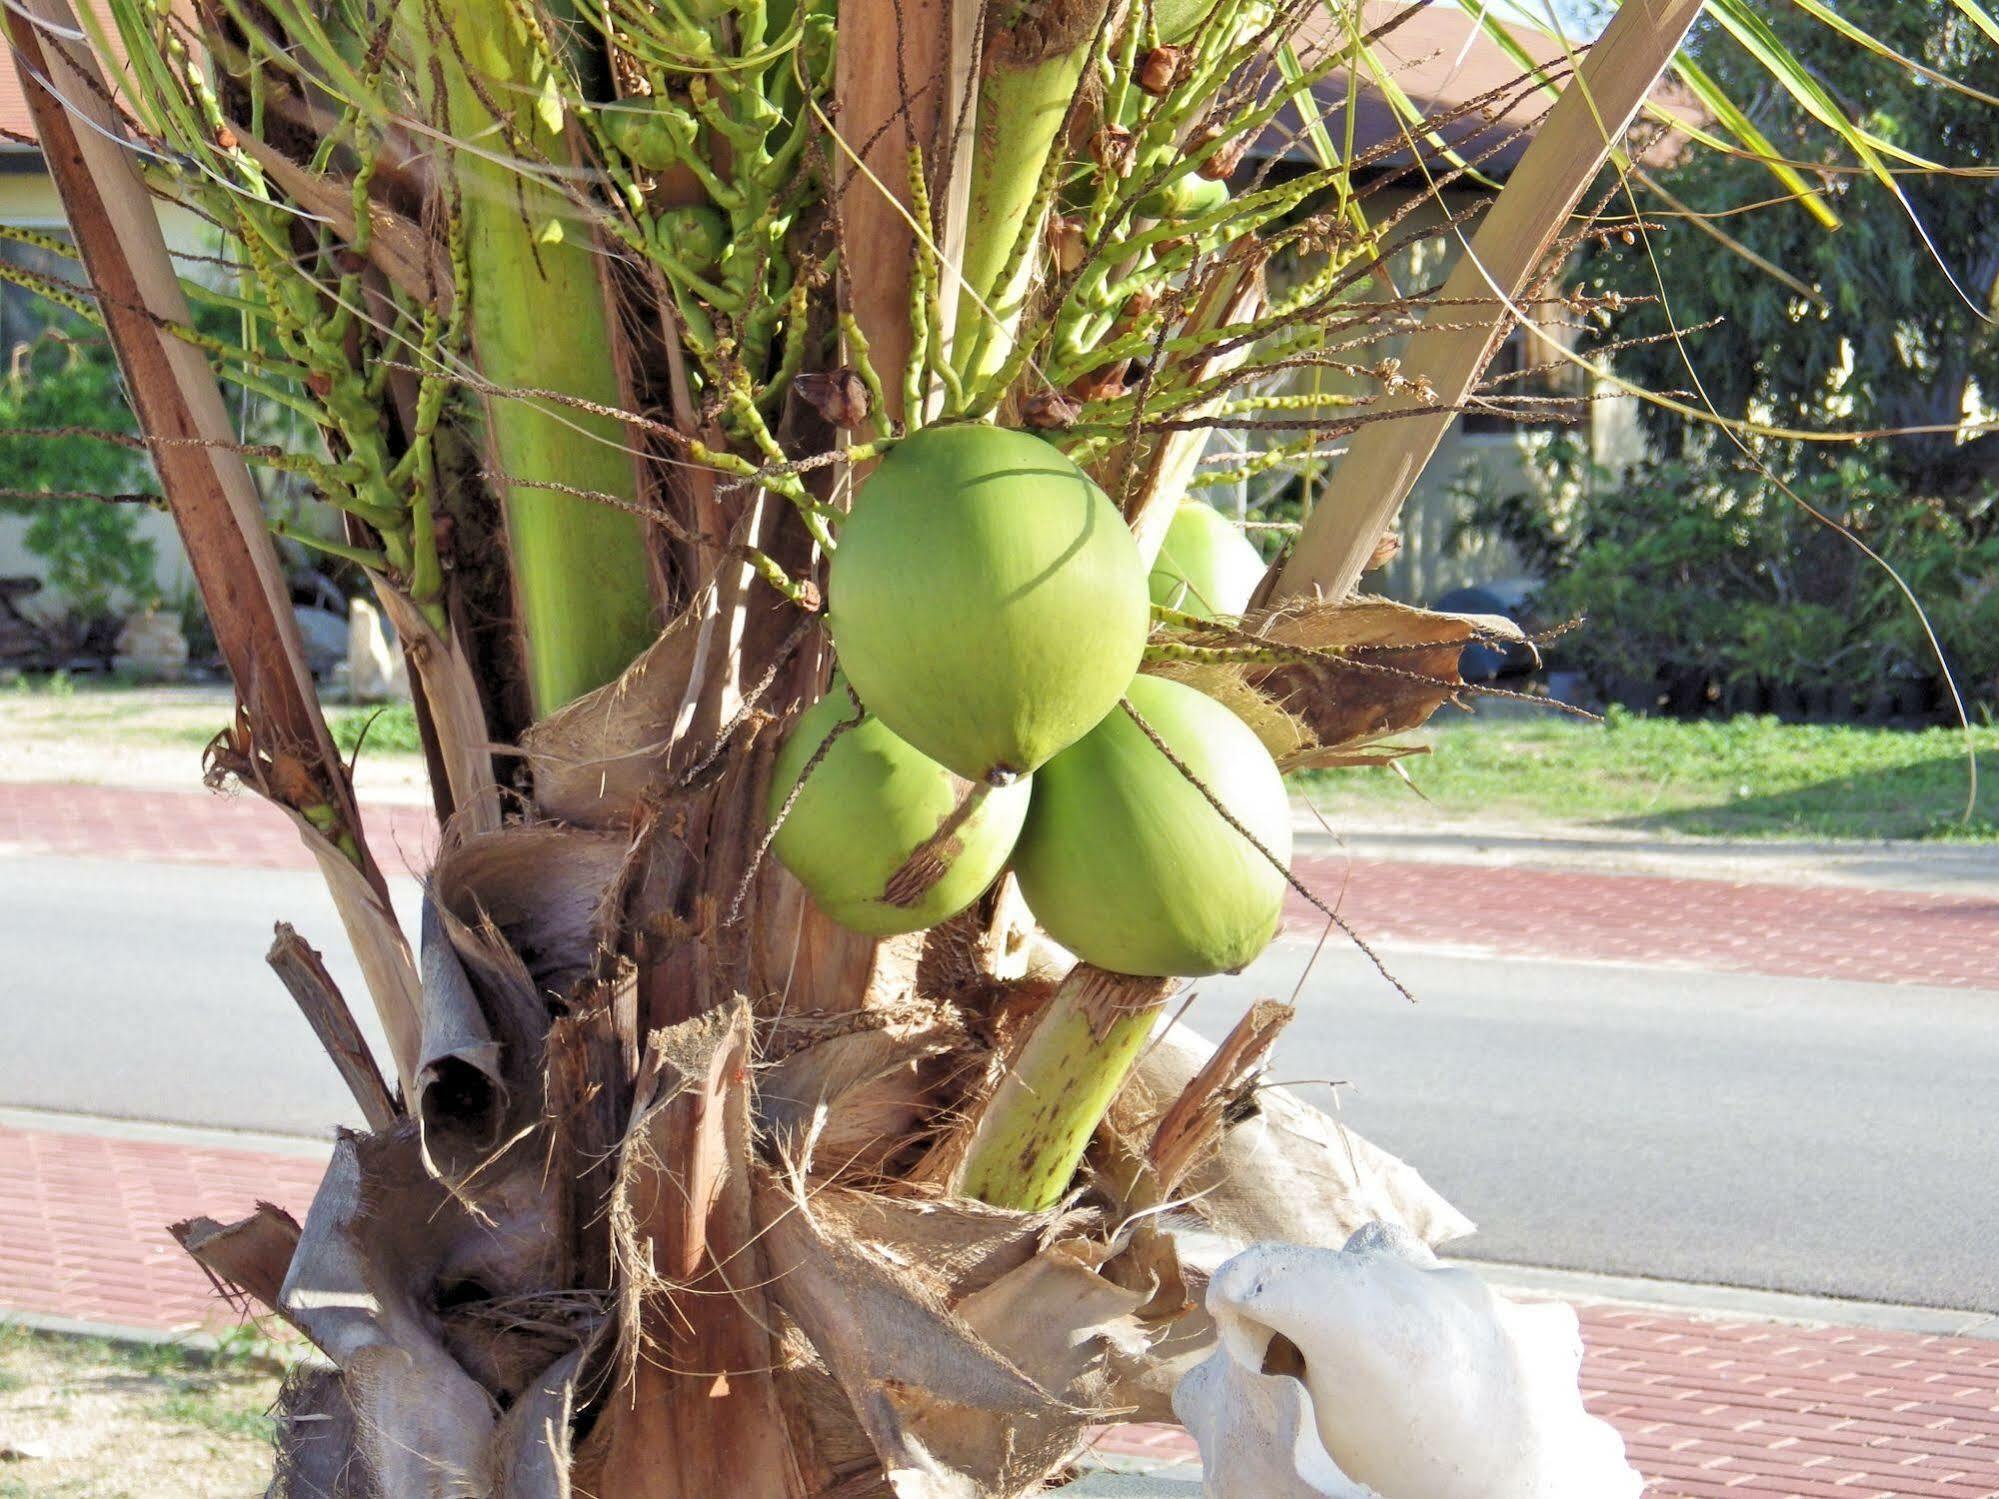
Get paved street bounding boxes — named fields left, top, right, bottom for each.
left=8, top=1110, right=1999, bottom=1499
left=1190, top=941, right=1999, bottom=1312
left=5, top=818, right=1998, bottom=1309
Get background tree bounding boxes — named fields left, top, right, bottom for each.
left=1596, top=4, right=1999, bottom=500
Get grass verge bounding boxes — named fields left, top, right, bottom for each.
left=327, top=701, right=422, bottom=755
left=1294, top=710, right=1999, bottom=842
left=0, top=1323, right=283, bottom=1498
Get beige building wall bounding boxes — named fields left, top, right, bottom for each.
left=1264, top=184, right=1639, bottom=605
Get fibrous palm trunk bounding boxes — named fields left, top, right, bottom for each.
left=6, top=0, right=1701, bottom=1492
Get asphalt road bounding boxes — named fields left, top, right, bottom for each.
left=6, top=854, right=1996, bottom=1312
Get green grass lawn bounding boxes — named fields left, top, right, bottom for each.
left=1295, top=710, right=1999, bottom=842
left=327, top=701, right=422, bottom=755
left=11, top=676, right=1993, bottom=843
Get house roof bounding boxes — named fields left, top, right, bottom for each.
left=1, top=1, right=128, bottom=164
left=1288, top=1, right=1701, bottom=175
left=2, top=34, right=41, bottom=155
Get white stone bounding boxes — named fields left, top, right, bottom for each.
left=346, top=597, right=409, bottom=703
left=112, top=607, right=189, bottom=681
left=1173, top=1227, right=1643, bottom=1499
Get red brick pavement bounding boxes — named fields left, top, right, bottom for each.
left=0, top=1123, right=326, bottom=1330
left=1285, top=853, right=1999, bottom=990
left=0, top=781, right=437, bottom=876
left=5, top=1120, right=1997, bottom=1499
left=7, top=781, right=1999, bottom=990
left=1092, top=1311, right=1999, bottom=1498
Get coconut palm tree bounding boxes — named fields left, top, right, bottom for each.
left=3, top=0, right=1981, bottom=1491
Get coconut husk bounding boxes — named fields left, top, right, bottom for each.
left=170, top=1202, right=300, bottom=1316
left=755, top=899, right=1067, bottom=1187
left=414, top=895, right=518, bottom=1182
left=1141, top=657, right=1318, bottom=766
left=414, top=825, right=624, bottom=1184
left=276, top=1130, right=503, bottom=1495
left=1256, top=595, right=1528, bottom=764
left=430, top=824, right=628, bottom=1000
left=754, top=1162, right=1086, bottom=1499
left=759, top=1020, right=962, bottom=1182
left=518, top=612, right=704, bottom=829
left=492, top=1346, right=589, bottom=1499
left=1110, top=1021, right=1474, bottom=1251
left=1097, top=1224, right=1212, bottom=1423
left=750, top=1124, right=1181, bottom=1499
left=267, top=1365, right=372, bottom=1499
left=781, top=1179, right=1092, bottom=1307
left=911, top=1234, right=1152, bottom=1487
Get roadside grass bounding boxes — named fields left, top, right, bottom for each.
left=1295, top=710, right=1999, bottom=842
left=327, top=701, right=422, bottom=755
left=0, top=679, right=426, bottom=761
left=0, top=1323, right=283, bottom=1497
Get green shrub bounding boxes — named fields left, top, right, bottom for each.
left=1455, top=441, right=1999, bottom=712
left=0, top=331, right=159, bottom=619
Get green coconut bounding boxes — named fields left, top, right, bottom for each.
left=767, top=686, right=1031, bottom=937
left=1011, top=673, right=1291, bottom=977
left=1148, top=500, right=1267, bottom=620
left=1135, top=172, right=1229, bottom=221
left=829, top=423, right=1150, bottom=783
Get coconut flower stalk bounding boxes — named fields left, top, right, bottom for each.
left=2, top=0, right=1924, bottom=1489
left=410, top=0, right=662, bottom=712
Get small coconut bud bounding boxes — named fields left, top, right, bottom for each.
left=1137, top=45, right=1184, bottom=96
left=1022, top=390, right=1084, bottom=430
left=1068, top=360, right=1131, bottom=404
left=1110, top=286, right=1159, bottom=336
left=1092, top=124, right=1136, bottom=177
left=1193, top=124, right=1248, bottom=182
left=1047, top=215, right=1086, bottom=275
left=793, top=368, right=870, bottom=429
left=1366, top=527, right=1402, bottom=573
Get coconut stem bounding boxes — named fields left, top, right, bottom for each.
left=413, top=0, right=658, bottom=714
left=958, top=962, right=1172, bottom=1210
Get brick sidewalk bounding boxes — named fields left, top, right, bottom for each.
left=0, top=1123, right=325, bottom=1330
left=7, top=782, right=1998, bottom=990
left=5, top=1120, right=1997, bottom=1499
left=1286, top=852, right=1999, bottom=990
left=0, top=782, right=437, bottom=877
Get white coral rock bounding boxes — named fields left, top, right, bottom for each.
left=1173, top=1225, right=1643, bottom=1499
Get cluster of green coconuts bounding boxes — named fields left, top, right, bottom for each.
left=767, top=424, right=1288, bottom=980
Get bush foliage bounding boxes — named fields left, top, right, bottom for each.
left=1460, top=438, right=1999, bottom=712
